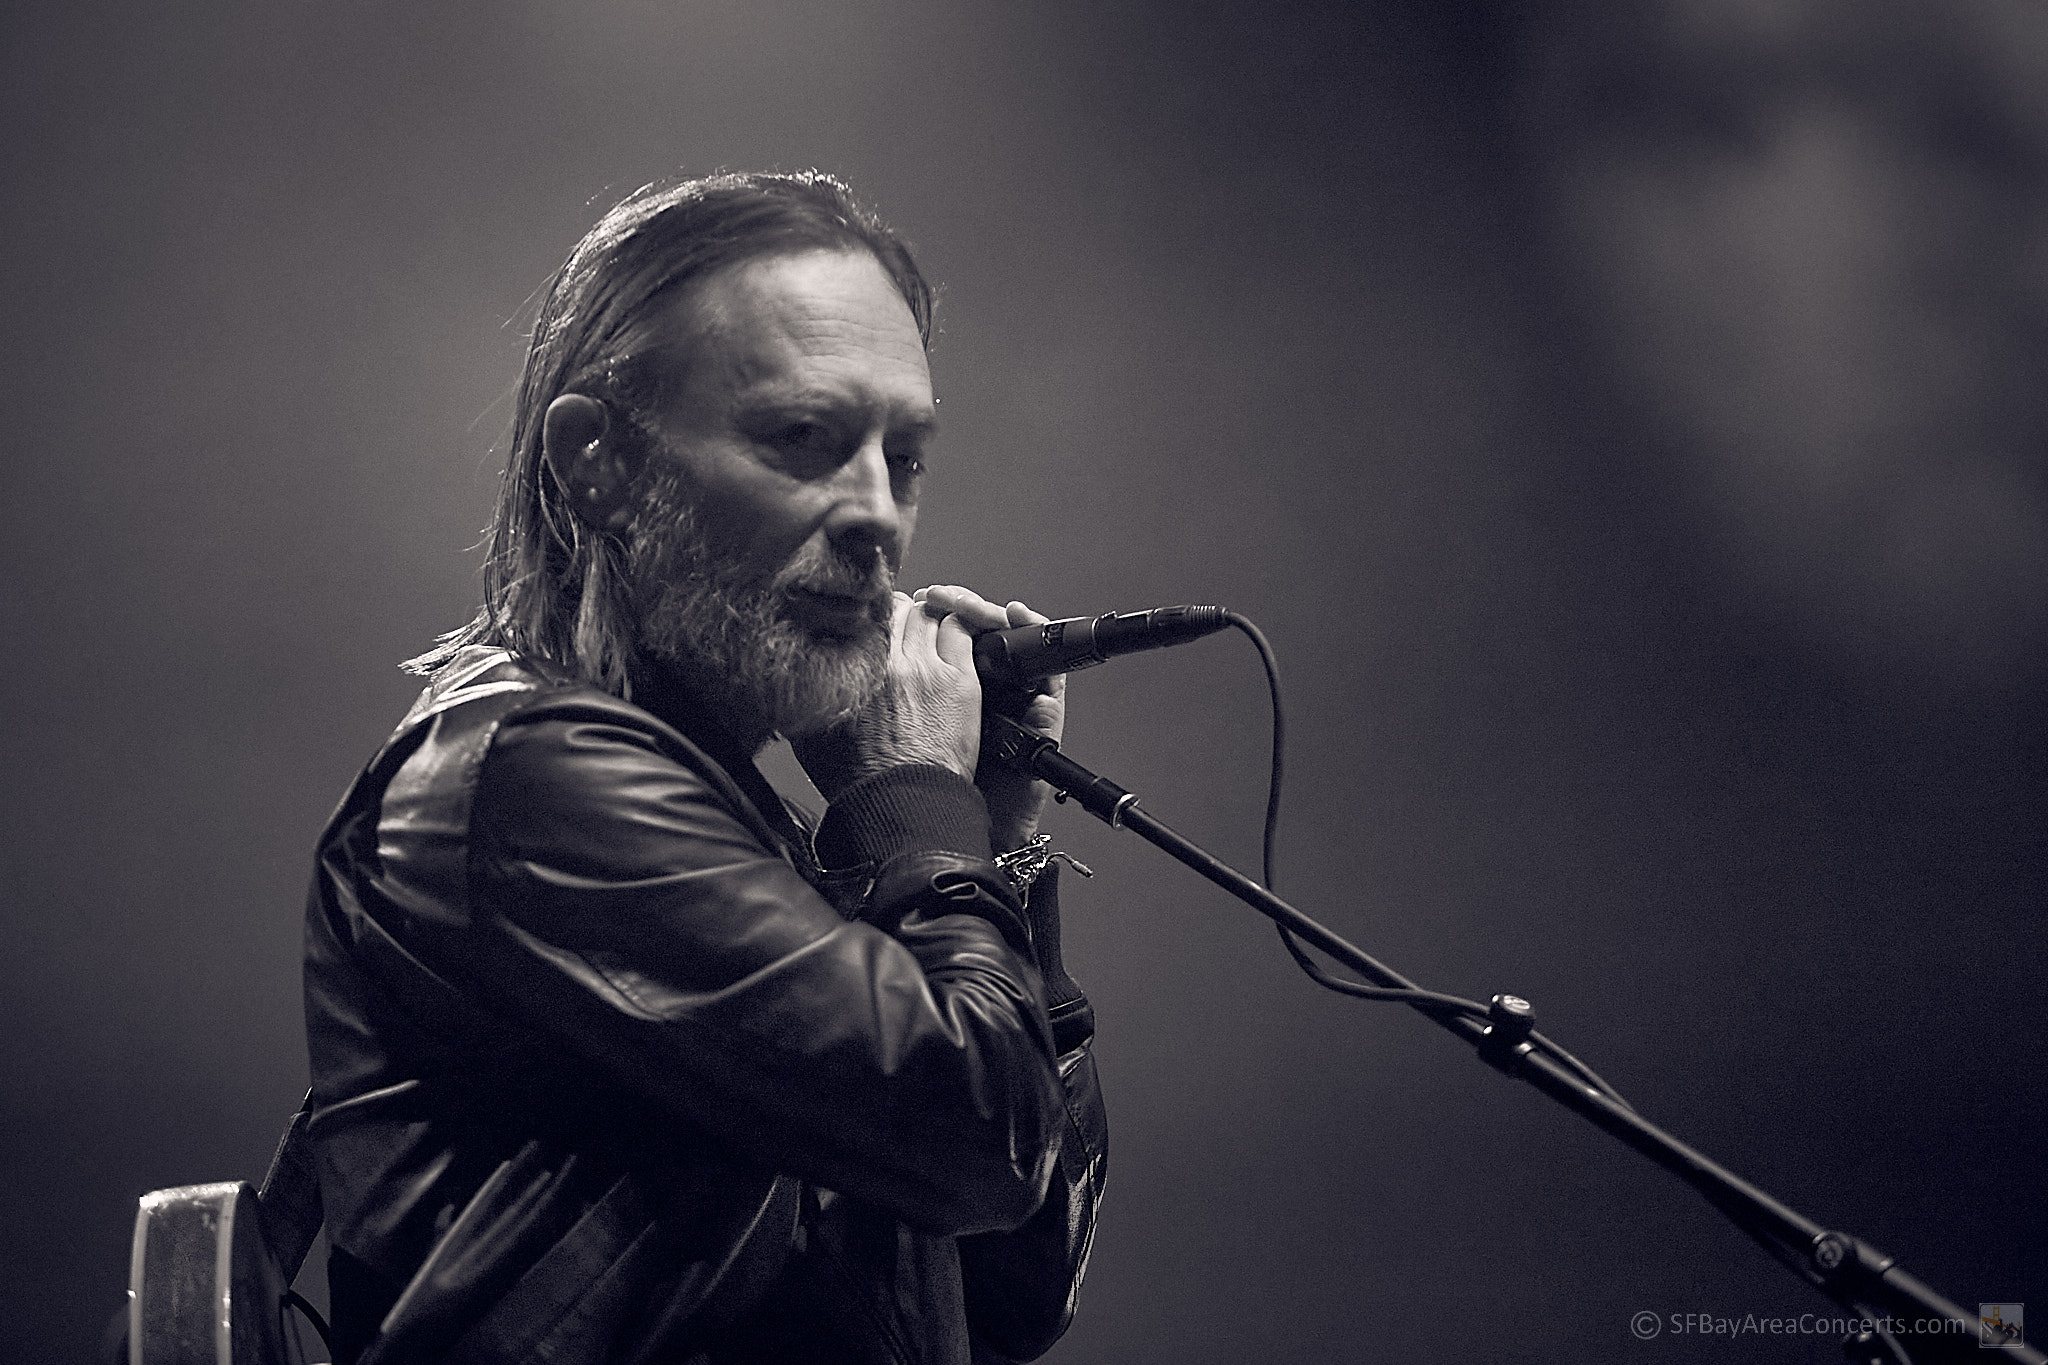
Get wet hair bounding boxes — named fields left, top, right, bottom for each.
left=404, top=170, right=932, bottom=692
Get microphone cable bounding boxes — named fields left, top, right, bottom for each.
left=1226, top=611, right=1635, bottom=1114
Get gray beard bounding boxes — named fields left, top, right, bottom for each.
left=625, top=467, right=892, bottom=744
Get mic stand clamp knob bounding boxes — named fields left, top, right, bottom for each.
left=1479, top=993, right=1537, bottom=1076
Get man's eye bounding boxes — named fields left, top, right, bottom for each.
left=764, top=423, right=851, bottom=475
left=888, top=447, right=926, bottom=478
left=775, top=423, right=836, bottom=455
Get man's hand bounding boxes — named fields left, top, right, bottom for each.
left=793, top=591, right=982, bottom=802
left=917, top=585, right=1067, bottom=854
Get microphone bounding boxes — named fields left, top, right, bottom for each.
left=972, top=605, right=1231, bottom=684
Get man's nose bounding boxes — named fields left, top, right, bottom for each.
left=822, top=437, right=905, bottom=569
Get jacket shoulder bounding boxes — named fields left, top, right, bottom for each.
left=317, top=651, right=664, bottom=913
left=383, top=648, right=679, bottom=782
left=400, top=648, right=633, bottom=734
left=370, top=650, right=793, bottom=907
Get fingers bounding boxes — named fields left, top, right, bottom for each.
left=894, top=588, right=933, bottom=660
left=933, top=611, right=977, bottom=673
left=859, top=588, right=980, bottom=783
left=917, top=584, right=1055, bottom=635
left=916, top=583, right=1011, bottom=632
left=912, top=585, right=1067, bottom=715
left=999, top=598, right=1066, bottom=706
left=898, top=591, right=977, bottom=681
left=1003, top=599, right=1049, bottom=628
left=895, top=587, right=977, bottom=711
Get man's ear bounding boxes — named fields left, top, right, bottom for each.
left=542, top=394, right=644, bottom=533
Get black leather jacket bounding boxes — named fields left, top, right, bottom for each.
left=303, top=648, right=1107, bottom=1364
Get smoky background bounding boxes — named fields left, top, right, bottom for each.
left=1, top=2, right=2041, bottom=1361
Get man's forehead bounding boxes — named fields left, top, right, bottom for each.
left=654, top=249, right=931, bottom=406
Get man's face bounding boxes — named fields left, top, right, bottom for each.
left=623, top=248, right=936, bottom=736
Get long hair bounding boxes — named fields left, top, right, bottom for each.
left=405, top=171, right=934, bottom=693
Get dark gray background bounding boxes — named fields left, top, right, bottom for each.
left=3, top=2, right=2042, bottom=1362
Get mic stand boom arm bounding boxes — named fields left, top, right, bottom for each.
left=986, top=714, right=2039, bottom=1365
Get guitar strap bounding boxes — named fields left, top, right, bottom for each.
left=256, top=1090, right=324, bottom=1283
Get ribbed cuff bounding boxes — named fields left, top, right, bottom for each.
left=814, top=764, right=995, bottom=870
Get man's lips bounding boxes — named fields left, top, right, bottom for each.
left=786, top=585, right=889, bottom=633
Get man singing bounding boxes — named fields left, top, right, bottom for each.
left=302, top=171, right=1107, bottom=1364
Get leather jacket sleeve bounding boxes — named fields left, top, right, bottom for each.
left=456, top=696, right=1065, bottom=1236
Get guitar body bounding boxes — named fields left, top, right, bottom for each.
left=125, top=1181, right=307, bottom=1365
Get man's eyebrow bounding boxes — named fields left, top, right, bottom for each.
left=736, top=385, right=938, bottom=431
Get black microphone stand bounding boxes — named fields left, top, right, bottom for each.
left=986, top=714, right=2041, bottom=1365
